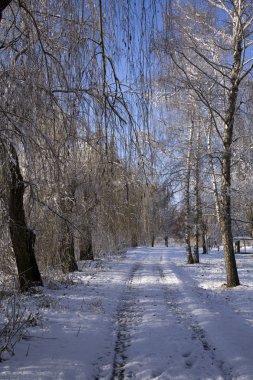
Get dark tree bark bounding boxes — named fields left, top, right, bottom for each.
left=235, top=241, right=240, bottom=253
left=59, top=223, right=78, bottom=273
left=131, top=233, right=138, bottom=247
left=6, top=144, right=43, bottom=291
left=193, top=127, right=200, bottom=264
left=220, top=131, right=240, bottom=286
left=58, top=184, right=79, bottom=273
left=80, top=229, right=94, bottom=260
left=193, top=226, right=199, bottom=261
left=199, top=200, right=207, bottom=254
left=202, top=229, right=207, bottom=254
left=0, top=0, right=12, bottom=21
left=184, top=122, right=194, bottom=264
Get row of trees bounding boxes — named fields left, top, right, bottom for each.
left=0, top=0, right=172, bottom=291
left=153, top=0, right=253, bottom=287
left=2, top=0, right=253, bottom=290
left=1, top=0, right=188, bottom=292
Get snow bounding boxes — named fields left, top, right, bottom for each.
left=1, top=247, right=253, bottom=379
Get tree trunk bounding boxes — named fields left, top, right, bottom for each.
left=219, top=4, right=242, bottom=287
left=184, top=122, right=194, bottom=264
left=220, top=131, right=240, bottom=286
left=59, top=223, right=78, bottom=273
left=207, top=120, right=221, bottom=225
left=131, top=233, right=138, bottom=247
left=202, top=229, right=207, bottom=254
left=235, top=241, right=240, bottom=253
left=220, top=215, right=239, bottom=287
left=193, top=126, right=200, bottom=264
left=80, top=230, right=94, bottom=260
left=58, top=187, right=78, bottom=273
left=193, top=238, right=199, bottom=263
left=6, top=144, right=43, bottom=291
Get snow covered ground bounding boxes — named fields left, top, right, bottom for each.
left=1, top=247, right=253, bottom=379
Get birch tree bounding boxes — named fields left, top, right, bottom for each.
left=160, top=0, right=253, bottom=287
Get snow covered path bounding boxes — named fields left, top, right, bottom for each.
left=2, top=247, right=253, bottom=379
left=109, top=255, right=228, bottom=379
left=110, top=256, right=228, bottom=380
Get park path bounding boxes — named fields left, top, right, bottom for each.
left=106, top=249, right=230, bottom=380
left=2, top=248, right=253, bottom=379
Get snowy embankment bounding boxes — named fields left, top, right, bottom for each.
left=1, top=247, right=253, bottom=379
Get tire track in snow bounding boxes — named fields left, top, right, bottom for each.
left=110, top=258, right=232, bottom=380
left=158, top=265, right=232, bottom=380
left=110, top=262, right=143, bottom=379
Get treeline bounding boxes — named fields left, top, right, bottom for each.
left=0, top=0, right=170, bottom=291
left=152, top=0, right=253, bottom=287
left=2, top=0, right=253, bottom=291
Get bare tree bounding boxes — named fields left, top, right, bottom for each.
left=0, top=142, right=43, bottom=291
left=157, top=0, right=253, bottom=286
left=184, top=122, right=194, bottom=264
